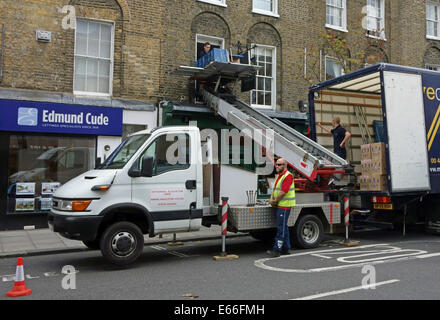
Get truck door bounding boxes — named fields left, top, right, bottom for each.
left=131, top=131, right=198, bottom=233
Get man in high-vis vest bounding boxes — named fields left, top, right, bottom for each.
left=267, top=157, right=295, bottom=257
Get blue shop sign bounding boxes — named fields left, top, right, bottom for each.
left=0, top=99, right=122, bottom=136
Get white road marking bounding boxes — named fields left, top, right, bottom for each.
left=311, top=253, right=332, bottom=259
left=151, top=245, right=190, bottom=258
left=291, top=279, right=400, bottom=300
left=254, top=243, right=439, bottom=273
left=416, top=252, right=440, bottom=259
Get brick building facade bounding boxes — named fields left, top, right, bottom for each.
left=0, top=0, right=440, bottom=230
left=1, top=0, right=440, bottom=111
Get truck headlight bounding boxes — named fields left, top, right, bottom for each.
left=59, top=200, right=91, bottom=212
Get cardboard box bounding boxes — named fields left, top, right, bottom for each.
left=361, top=159, right=372, bottom=175
left=359, top=175, right=370, bottom=190
left=370, top=142, right=386, bottom=161
left=370, top=158, right=387, bottom=175
left=369, top=174, right=388, bottom=191
left=361, top=144, right=372, bottom=160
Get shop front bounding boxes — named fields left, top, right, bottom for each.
left=0, top=98, right=123, bottom=230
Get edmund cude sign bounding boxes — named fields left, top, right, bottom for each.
left=0, top=99, right=122, bottom=136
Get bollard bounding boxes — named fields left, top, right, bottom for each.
left=168, top=233, right=184, bottom=246
left=213, top=197, right=239, bottom=261
left=341, top=196, right=359, bottom=247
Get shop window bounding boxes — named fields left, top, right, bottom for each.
left=7, top=135, right=96, bottom=214
left=122, top=124, right=148, bottom=140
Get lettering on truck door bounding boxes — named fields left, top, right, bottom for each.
left=131, top=132, right=197, bottom=233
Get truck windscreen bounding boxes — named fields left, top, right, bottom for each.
left=100, top=134, right=150, bottom=169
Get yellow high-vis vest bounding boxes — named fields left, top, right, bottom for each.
left=273, top=170, right=296, bottom=207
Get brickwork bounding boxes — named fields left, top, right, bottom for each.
left=0, top=1, right=440, bottom=111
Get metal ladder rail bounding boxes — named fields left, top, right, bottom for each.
left=203, top=89, right=345, bottom=172
left=230, top=98, right=348, bottom=167
left=354, top=105, right=372, bottom=145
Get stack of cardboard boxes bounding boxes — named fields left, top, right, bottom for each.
left=359, top=142, right=388, bottom=191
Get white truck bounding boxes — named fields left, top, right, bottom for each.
left=48, top=56, right=350, bottom=266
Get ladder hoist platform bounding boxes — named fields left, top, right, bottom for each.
left=176, top=60, right=349, bottom=184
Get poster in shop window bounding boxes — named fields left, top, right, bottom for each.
left=42, top=182, right=61, bottom=195
left=15, top=198, right=35, bottom=211
left=16, top=182, right=36, bottom=196
left=40, top=198, right=52, bottom=211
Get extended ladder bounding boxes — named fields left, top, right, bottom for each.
left=201, top=89, right=348, bottom=181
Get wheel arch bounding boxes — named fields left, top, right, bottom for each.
left=98, top=203, right=154, bottom=238
left=296, top=207, right=330, bottom=233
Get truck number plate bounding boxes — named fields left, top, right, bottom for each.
left=374, top=203, right=393, bottom=210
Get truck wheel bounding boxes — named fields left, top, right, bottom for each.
left=293, top=215, right=324, bottom=249
left=82, top=240, right=100, bottom=250
left=100, top=222, right=144, bottom=266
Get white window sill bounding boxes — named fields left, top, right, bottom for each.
left=197, top=0, right=227, bottom=7
left=325, top=24, right=348, bottom=33
left=366, top=32, right=387, bottom=41
left=251, top=104, right=275, bottom=110
left=252, top=9, right=280, bottom=18
left=427, top=35, right=440, bottom=41
left=73, top=91, right=112, bottom=98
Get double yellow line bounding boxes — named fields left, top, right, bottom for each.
left=427, top=104, right=440, bottom=151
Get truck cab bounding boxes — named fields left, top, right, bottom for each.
left=48, top=126, right=203, bottom=265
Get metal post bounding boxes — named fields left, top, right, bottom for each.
left=221, top=197, right=228, bottom=256
left=344, top=196, right=349, bottom=242
left=341, top=195, right=359, bottom=247
left=213, top=197, right=239, bottom=260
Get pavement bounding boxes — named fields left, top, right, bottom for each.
left=0, top=225, right=247, bottom=258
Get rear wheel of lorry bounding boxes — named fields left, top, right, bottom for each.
left=293, top=214, right=324, bottom=249
left=82, top=240, right=100, bottom=250
left=100, top=221, right=144, bottom=266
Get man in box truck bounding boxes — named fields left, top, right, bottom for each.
left=317, top=117, right=351, bottom=160
left=267, top=158, right=296, bottom=257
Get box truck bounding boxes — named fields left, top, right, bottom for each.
left=308, top=63, right=440, bottom=234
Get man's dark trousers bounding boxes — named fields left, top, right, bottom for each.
left=273, top=207, right=291, bottom=252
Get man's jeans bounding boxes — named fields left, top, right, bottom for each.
left=273, top=207, right=291, bottom=252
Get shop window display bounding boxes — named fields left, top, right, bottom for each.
left=7, top=135, right=96, bottom=214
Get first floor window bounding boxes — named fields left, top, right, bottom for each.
left=325, top=56, right=344, bottom=80
left=326, top=0, right=346, bottom=30
left=426, top=64, right=440, bottom=71
left=74, top=19, right=114, bottom=95
left=250, top=45, right=276, bottom=108
left=253, top=0, right=278, bottom=16
left=427, top=2, right=440, bottom=39
left=366, top=0, right=385, bottom=38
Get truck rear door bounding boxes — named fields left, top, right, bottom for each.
left=383, top=71, right=431, bottom=193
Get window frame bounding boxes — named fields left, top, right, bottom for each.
left=250, top=44, right=276, bottom=110
left=73, top=18, right=115, bottom=97
left=325, top=56, right=345, bottom=81
left=426, top=63, right=440, bottom=71
left=325, top=0, right=348, bottom=33
left=366, top=0, right=386, bottom=39
left=195, top=34, right=225, bottom=62
left=139, top=133, right=191, bottom=177
left=196, top=0, right=227, bottom=7
left=427, top=2, right=440, bottom=40
left=252, top=0, right=279, bottom=18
